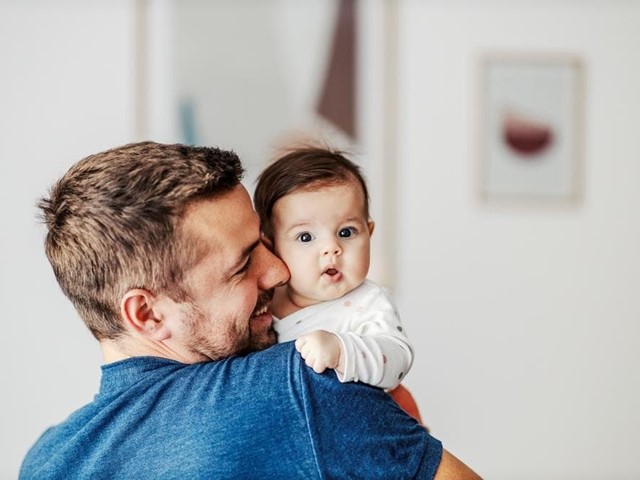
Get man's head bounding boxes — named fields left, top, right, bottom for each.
left=40, top=141, right=288, bottom=361
left=254, top=147, right=374, bottom=307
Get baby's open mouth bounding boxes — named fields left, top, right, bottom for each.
left=324, top=268, right=339, bottom=276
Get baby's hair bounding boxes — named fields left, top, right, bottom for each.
left=254, top=146, right=369, bottom=240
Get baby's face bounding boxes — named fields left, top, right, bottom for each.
left=271, top=182, right=373, bottom=308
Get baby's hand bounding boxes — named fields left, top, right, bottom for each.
left=295, top=330, right=344, bottom=374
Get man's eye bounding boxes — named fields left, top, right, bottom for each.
left=296, top=232, right=314, bottom=243
left=237, top=257, right=252, bottom=275
left=338, top=227, right=356, bottom=238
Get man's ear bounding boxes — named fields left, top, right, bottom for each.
left=367, top=220, right=375, bottom=236
left=121, top=289, right=171, bottom=341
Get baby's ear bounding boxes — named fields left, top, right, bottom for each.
left=367, top=220, right=375, bottom=236
left=261, top=232, right=275, bottom=252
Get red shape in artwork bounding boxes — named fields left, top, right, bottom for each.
left=502, top=110, right=554, bottom=157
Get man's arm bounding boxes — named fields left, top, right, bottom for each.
left=436, top=450, right=483, bottom=480
left=294, top=346, right=481, bottom=479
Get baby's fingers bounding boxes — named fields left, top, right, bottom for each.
left=294, top=336, right=308, bottom=353
left=309, top=357, right=327, bottom=374
left=300, top=350, right=325, bottom=373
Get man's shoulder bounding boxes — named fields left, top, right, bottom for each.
left=243, top=343, right=362, bottom=395
left=209, top=342, right=308, bottom=385
left=232, top=341, right=300, bottom=367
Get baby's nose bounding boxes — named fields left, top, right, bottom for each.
left=323, top=241, right=342, bottom=256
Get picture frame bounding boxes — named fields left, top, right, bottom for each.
left=477, top=53, right=585, bottom=204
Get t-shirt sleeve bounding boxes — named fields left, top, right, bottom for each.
left=295, top=354, right=442, bottom=479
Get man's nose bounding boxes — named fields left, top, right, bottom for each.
left=257, top=244, right=289, bottom=290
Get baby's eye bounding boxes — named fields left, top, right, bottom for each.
left=296, top=232, right=315, bottom=243
left=338, top=227, right=357, bottom=238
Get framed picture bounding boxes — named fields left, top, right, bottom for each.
left=477, top=53, right=585, bottom=203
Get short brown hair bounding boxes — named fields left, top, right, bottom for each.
left=38, top=141, right=244, bottom=340
left=254, top=146, right=370, bottom=240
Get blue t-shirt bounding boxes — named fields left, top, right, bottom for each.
left=20, top=342, right=442, bottom=479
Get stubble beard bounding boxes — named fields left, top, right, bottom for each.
left=184, top=293, right=277, bottom=361
left=237, top=290, right=278, bottom=355
left=236, top=322, right=277, bottom=356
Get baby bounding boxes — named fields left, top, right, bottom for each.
left=255, top=146, right=421, bottom=420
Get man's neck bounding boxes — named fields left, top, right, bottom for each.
left=100, top=337, right=194, bottom=365
left=100, top=340, right=132, bottom=364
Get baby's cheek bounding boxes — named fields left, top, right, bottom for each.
left=288, top=270, right=310, bottom=291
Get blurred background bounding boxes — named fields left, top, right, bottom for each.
left=2, top=1, right=639, bottom=478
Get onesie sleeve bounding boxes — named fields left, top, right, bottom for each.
left=331, top=284, right=414, bottom=390
left=297, top=362, right=442, bottom=479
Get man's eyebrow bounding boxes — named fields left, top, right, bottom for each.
left=227, top=239, right=261, bottom=276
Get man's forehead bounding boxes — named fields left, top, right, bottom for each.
left=184, top=186, right=252, bottom=224
left=182, top=188, right=260, bottom=256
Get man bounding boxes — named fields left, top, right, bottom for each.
left=21, top=142, right=481, bottom=479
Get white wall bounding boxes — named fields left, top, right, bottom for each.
left=396, top=2, right=640, bottom=479
left=0, top=1, right=136, bottom=477
left=2, top=1, right=639, bottom=479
